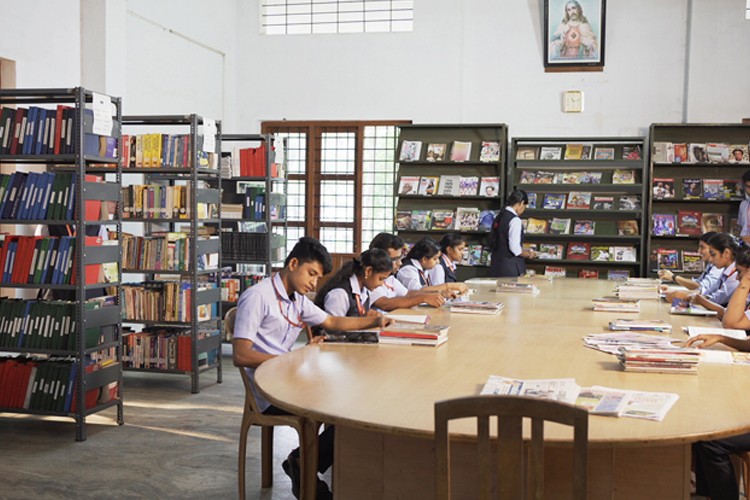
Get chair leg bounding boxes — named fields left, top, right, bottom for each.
left=238, top=416, right=252, bottom=500
left=261, top=426, right=274, bottom=488
left=742, top=452, right=750, bottom=499
left=299, top=419, right=320, bottom=500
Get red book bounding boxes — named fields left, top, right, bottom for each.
left=70, top=236, right=103, bottom=285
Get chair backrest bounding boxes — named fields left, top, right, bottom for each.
left=225, top=306, right=266, bottom=416
left=225, top=306, right=237, bottom=340
left=434, top=395, right=588, bottom=500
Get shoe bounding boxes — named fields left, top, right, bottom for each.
left=316, top=479, right=333, bottom=500
left=282, top=454, right=301, bottom=499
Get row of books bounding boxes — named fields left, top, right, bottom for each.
left=221, top=189, right=285, bottom=221
left=652, top=142, right=749, bottom=164
left=524, top=218, right=638, bottom=236
left=399, top=140, right=500, bottom=163
left=122, top=233, right=219, bottom=272
left=652, top=178, right=742, bottom=200
left=398, top=175, right=499, bottom=197
left=221, top=145, right=284, bottom=178
left=221, top=272, right=265, bottom=305
left=618, top=347, right=700, bottom=374
left=652, top=212, right=729, bottom=236
left=122, top=328, right=220, bottom=371
left=519, top=169, right=637, bottom=184
left=395, top=208, right=496, bottom=232
left=120, top=133, right=216, bottom=169
left=654, top=248, right=703, bottom=272
left=0, top=235, right=110, bottom=286
left=0, top=296, right=115, bottom=351
left=524, top=242, right=637, bottom=262
left=221, top=232, right=287, bottom=262
left=540, top=267, right=631, bottom=279
left=515, top=144, right=642, bottom=161
left=122, top=281, right=218, bottom=323
left=0, top=106, right=117, bottom=158
left=529, top=193, right=640, bottom=211
left=122, top=184, right=218, bottom=219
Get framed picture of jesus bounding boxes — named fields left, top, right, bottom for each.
left=544, top=0, right=606, bottom=72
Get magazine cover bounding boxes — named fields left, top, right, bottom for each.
left=431, top=210, right=454, bottom=230
left=399, top=140, right=422, bottom=162
left=479, top=177, right=500, bottom=197
left=729, top=144, right=750, bottom=163
left=594, top=147, right=615, bottom=160
left=701, top=213, right=724, bottom=233
left=592, top=196, right=614, bottom=210
left=702, top=179, right=723, bottom=200
left=544, top=266, right=567, bottom=277
left=467, top=244, right=483, bottom=265
left=538, top=243, right=564, bottom=260
left=519, top=171, right=537, bottom=184
left=723, top=179, right=743, bottom=199
left=525, top=217, right=549, bottom=234
left=567, top=242, right=591, bottom=260
left=676, top=210, right=702, bottom=236
left=573, top=220, right=596, bottom=235
left=437, top=175, right=461, bottom=196
left=567, top=192, right=592, bottom=209
left=450, top=141, right=472, bottom=162
left=478, top=210, right=498, bottom=231
left=618, top=196, right=641, bottom=211
left=539, top=146, right=562, bottom=160
left=515, top=146, right=538, bottom=160
left=614, top=246, right=637, bottom=262
left=456, top=207, right=480, bottom=230
left=652, top=178, right=675, bottom=199
left=581, top=144, right=593, bottom=160
left=652, top=142, right=674, bottom=163
left=549, top=217, right=571, bottom=235
left=682, top=251, right=704, bottom=272
left=578, top=269, right=599, bottom=279
left=425, top=143, right=446, bottom=162
left=581, top=171, right=603, bottom=184
left=479, top=141, right=500, bottom=162
left=612, top=169, right=636, bottom=184
left=398, top=176, right=420, bottom=195
left=706, top=143, right=730, bottom=163
left=682, top=179, right=702, bottom=199
left=689, top=143, right=709, bottom=163
left=394, top=210, right=412, bottom=230
left=458, top=176, right=479, bottom=196
left=673, top=143, right=688, bottom=163
left=622, top=145, right=642, bottom=160
left=564, top=144, right=584, bottom=160
left=607, top=269, right=631, bottom=280
left=590, top=246, right=613, bottom=262
left=534, top=171, right=555, bottom=184
left=560, top=172, right=582, bottom=184
left=656, top=249, right=679, bottom=270
left=652, top=214, right=676, bottom=236
left=418, top=176, right=439, bottom=196
left=410, top=210, right=433, bottom=231
left=617, top=220, right=639, bottom=236
left=543, top=193, right=567, bottom=209
left=527, top=192, right=538, bottom=209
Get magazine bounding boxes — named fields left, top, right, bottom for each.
left=534, top=171, right=555, bottom=184
left=594, top=147, right=615, bottom=160
left=527, top=192, right=537, bottom=209
left=617, top=220, right=639, bottom=236
left=418, top=176, right=439, bottom=196
left=573, top=220, right=595, bottom=235
left=618, top=196, right=641, bottom=211
left=622, top=145, right=642, bottom=160
left=701, top=213, right=724, bottom=233
left=592, top=196, right=614, bottom=210
left=479, top=141, right=500, bottom=162
left=652, top=214, right=676, bottom=236
left=437, top=175, right=461, bottom=196
left=673, top=143, right=688, bottom=163
left=479, top=177, right=500, bottom=197
left=519, top=171, right=537, bottom=184
left=538, top=244, right=564, bottom=260
left=652, top=178, right=675, bottom=199
left=525, top=218, right=549, bottom=234
left=614, top=246, right=637, bottom=262
left=410, top=210, right=432, bottom=231
left=394, top=210, right=412, bottom=230
left=729, top=144, right=750, bottom=163
left=676, top=210, right=701, bottom=236
left=431, top=210, right=454, bottom=230
left=564, top=144, right=584, bottom=160
left=549, top=217, right=571, bottom=235
left=591, top=246, right=613, bottom=262
left=567, top=192, right=592, bottom=209
left=612, top=170, right=636, bottom=184
left=681, top=251, right=704, bottom=272
left=397, top=176, right=420, bottom=195
left=399, top=140, right=422, bottom=162
left=689, top=143, right=708, bottom=163
left=478, top=210, right=497, bottom=231
left=450, top=141, right=472, bottom=162
left=539, top=146, right=562, bottom=160
left=455, top=207, right=480, bottom=230
left=682, top=179, right=702, bottom=199
left=567, top=242, right=590, bottom=260
left=425, top=143, right=446, bottom=162
left=543, top=193, right=566, bottom=209
left=515, top=146, right=537, bottom=160
left=706, top=143, right=730, bottom=163
left=458, top=176, right=479, bottom=196
left=702, top=179, right=723, bottom=200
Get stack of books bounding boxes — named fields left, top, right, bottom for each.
left=616, top=278, right=661, bottom=300
left=494, top=281, right=540, bottom=295
left=583, top=332, right=678, bottom=355
left=608, top=319, right=672, bottom=333
left=592, top=297, right=640, bottom=313
left=670, top=298, right=718, bottom=316
left=379, top=323, right=449, bottom=347
left=617, top=347, right=700, bottom=374
left=449, top=300, right=504, bottom=315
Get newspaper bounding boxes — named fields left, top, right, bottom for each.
left=480, top=375, right=579, bottom=404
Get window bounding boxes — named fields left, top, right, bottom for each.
left=262, top=121, right=404, bottom=256
left=261, top=0, right=414, bottom=35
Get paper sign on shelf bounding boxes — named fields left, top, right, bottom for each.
left=202, top=118, right=217, bottom=153
left=91, top=92, right=114, bottom=136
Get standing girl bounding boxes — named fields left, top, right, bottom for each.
left=488, top=189, right=535, bottom=277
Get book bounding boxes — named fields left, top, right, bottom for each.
left=594, top=147, right=615, bottom=160
left=437, top=175, right=461, bottom=196
left=431, top=210, right=454, bottom=230
left=673, top=143, right=688, bottom=163
left=701, top=213, right=724, bottom=233
left=527, top=192, right=537, bottom=209
left=592, top=297, right=640, bottom=313
left=450, top=141, right=472, bottom=162
left=670, top=298, right=717, bottom=316
left=581, top=144, right=593, bottom=160
left=455, top=207, right=480, bottom=230
left=515, top=146, right=537, bottom=160
left=398, top=176, right=420, bottom=195
left=617, top=220, right=639, bottom=236
left=449, top=300, right=504, bottom=315
left=609, top=319, right=672, bottom=332
left=614, top=246, right=637, bottom=262
left=534, top=171, right=555, bottom=184
left=689, top=143, right=708, bottom=163
left=564, top=144, right=584, bottom=160
left=380, top=322, right=450, bottom=343
left=425, top=143, right=446, bottom=162
left=622, top=145, right=642, bottom=160
left=566, top=242, right=590, bottom=260
left=538, top=243, right=564, bottom=260
left=682, top=179, right=702, bottom=199
left=607, top=269, right=631, bottom=280
left=479, top=177, right=500, bottom=197
left=578, top=269, right=599, bottom=279
left=567, top=192, right=591, bottom=209
left=539, top=146, right=562, bottom=160
left=418, top=176, right=439, bottom=196
left=723, top=179, right=743, bottom=199
left=592, top=196, right=614, bottom=210
left=549, top=217, right=571, bottom=235
left=525, top=218, right=549, bottom=234
left=656, top=248, right=679, bottom=270
left=544, top=266, right=567, bottom=278
left=676, top=210, right=701, bottom=236
left=702, top=179, right=722, bottom=200
left=729, top=144, right=749, bottom=163
left=652, top=214, right=676, bottom=236
left=581, top=171, right=602, bottom=184
left=519, top=171, right=536, bottom=184
left=652, top=178, right=675, bottom=199
left=591, top=246, right=613, bottom=262
left=612, top=169, right=635, bottom=184
left=706, top=143, right=730, bottom=163
left=618, top=196, right=640, bottom=211
left=323, top=331, right=379, bottom=344
left=681, top=251, right=704, bottom=272
left=495, top=282, right=540, bottom=294
left=458, top=176, right=479, bottom=196
left=410, top=210, right=433, bottom=230
left=394, top=210, right=412, bottom=230
left=542, top=193, right=566, bottom=209
left=399, top=140, right=422, bottom=162
left=573, top=220, right=595, bottom=235
left=479, top=141, right=500, bottom=162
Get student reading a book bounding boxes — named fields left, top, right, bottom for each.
left=737, top=170, right=750, bottom=244
left=232, top=237, right=393, bottom=499
left=428, top=233, right=467, bottom=285
left=686, top=268, right=750, bottom=500
left=313, top=248, right=393, bottom=317
left=396, top=237, right=468, bottom=294
left=659, top=231, right=721, bottom=293
left=488, top=189, right=535, bottom=277
left=368, top=233, right=447, bottom=311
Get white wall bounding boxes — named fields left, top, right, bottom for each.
left=236, top=0, right=750, bottom=137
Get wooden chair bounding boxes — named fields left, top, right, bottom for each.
left=434, top=395, right=589, bottom=500
left=228, top=307, right=318, bottom=500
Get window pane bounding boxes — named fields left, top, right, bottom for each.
left=275, top=132, right=306, bottom=175
left=320, top=227, right=353, bottom=253
left=361, top=125, right=398, bottom=247
left=319, top=180, right=354, bottom=222
left=285, top=226, right=305, bottom=255
left=321, top=132, right=355, bottom=174
left=287, top=180, right=306, bottom=221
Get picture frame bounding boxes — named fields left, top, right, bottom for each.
left=544, top=0, right=606, bottom=72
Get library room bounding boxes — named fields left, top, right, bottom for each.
left=1, top=0, right=750, bottom=499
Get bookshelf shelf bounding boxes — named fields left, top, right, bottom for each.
left=0, top=87, right=124, bottom=441
left=509, top=136, right=648, bottom=279
left=120, top=114, right=223, bottom=393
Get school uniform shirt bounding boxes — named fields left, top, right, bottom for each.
left=706, top=262, right=739, bottom=307
left=369, top=275, right=408, bottom=308
left=234, top=273, right=328, bottom=412
left=739, top=197, right=750, bottom=238
left=696, top=263, right=723, bottom=295
left=323, top=274, right=370, bottom=317
left=397, top=258, right=432, bottom=291
left=428, top=253, right=457, bottom=285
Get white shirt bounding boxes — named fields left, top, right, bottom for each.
left=396, top=258, right=432, bottom=291
left=323, top=274, right=370, bottom=317
left=506, top=206, right=523, bottom=256
left=369, top=275, right=408, bottom=307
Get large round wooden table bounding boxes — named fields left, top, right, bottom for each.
left=255, top=278, right=750, bottom=499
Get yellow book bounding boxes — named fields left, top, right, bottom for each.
left=564, top=144, right=584, bottom=160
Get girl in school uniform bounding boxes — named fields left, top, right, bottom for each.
left=659, top=231, right=722, bottom=294
left=314, top=248, right=393, bottom=317
left=396, top=237, right=468, bottom=294
left=428, top=233, right=467, bottom=286
left=488, top=189, right=535, bottom=277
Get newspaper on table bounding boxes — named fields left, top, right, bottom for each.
left=582, top=332, right=679, bottom=355
left=480, top=375, right=579, bottom=404
left=618, top=390, right=679, bottom=421
left=685, top=326, right=748, bottom=340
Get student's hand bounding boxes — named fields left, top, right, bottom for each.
left=378, top=315, right=395, bottom=328
left=685, top=334, right=723, bottom=349
left=309, top=335, right=326, bottom=345
left=365, top=309, right=380, bottom=318
left=666, top=289, right=689, bottom=302
left=452, top=283, right=469, bottom=294
left=659, top=284, right=670, bottom=294
left=422, top=293, right=446, bottom=307
left=658, top=269, right=674, bottom=281
left=441, top=289, right=460, bottom=299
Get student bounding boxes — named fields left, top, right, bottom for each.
left=397, top=237, right=468, bottom=294
left=738, top=169, right=750, bottom=244
left=658, top=231, right=721, bottom=293
left=368, top=232, right=446, bottom=311
left=428, top=233, right=467, bottom=285
left=232, top=237, right=392, bottom=499
left=488, top=189, right=536, bottom=277
left=686, top=264, right=750, bottom=499
left=313, top=248, right=393, bottom=317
